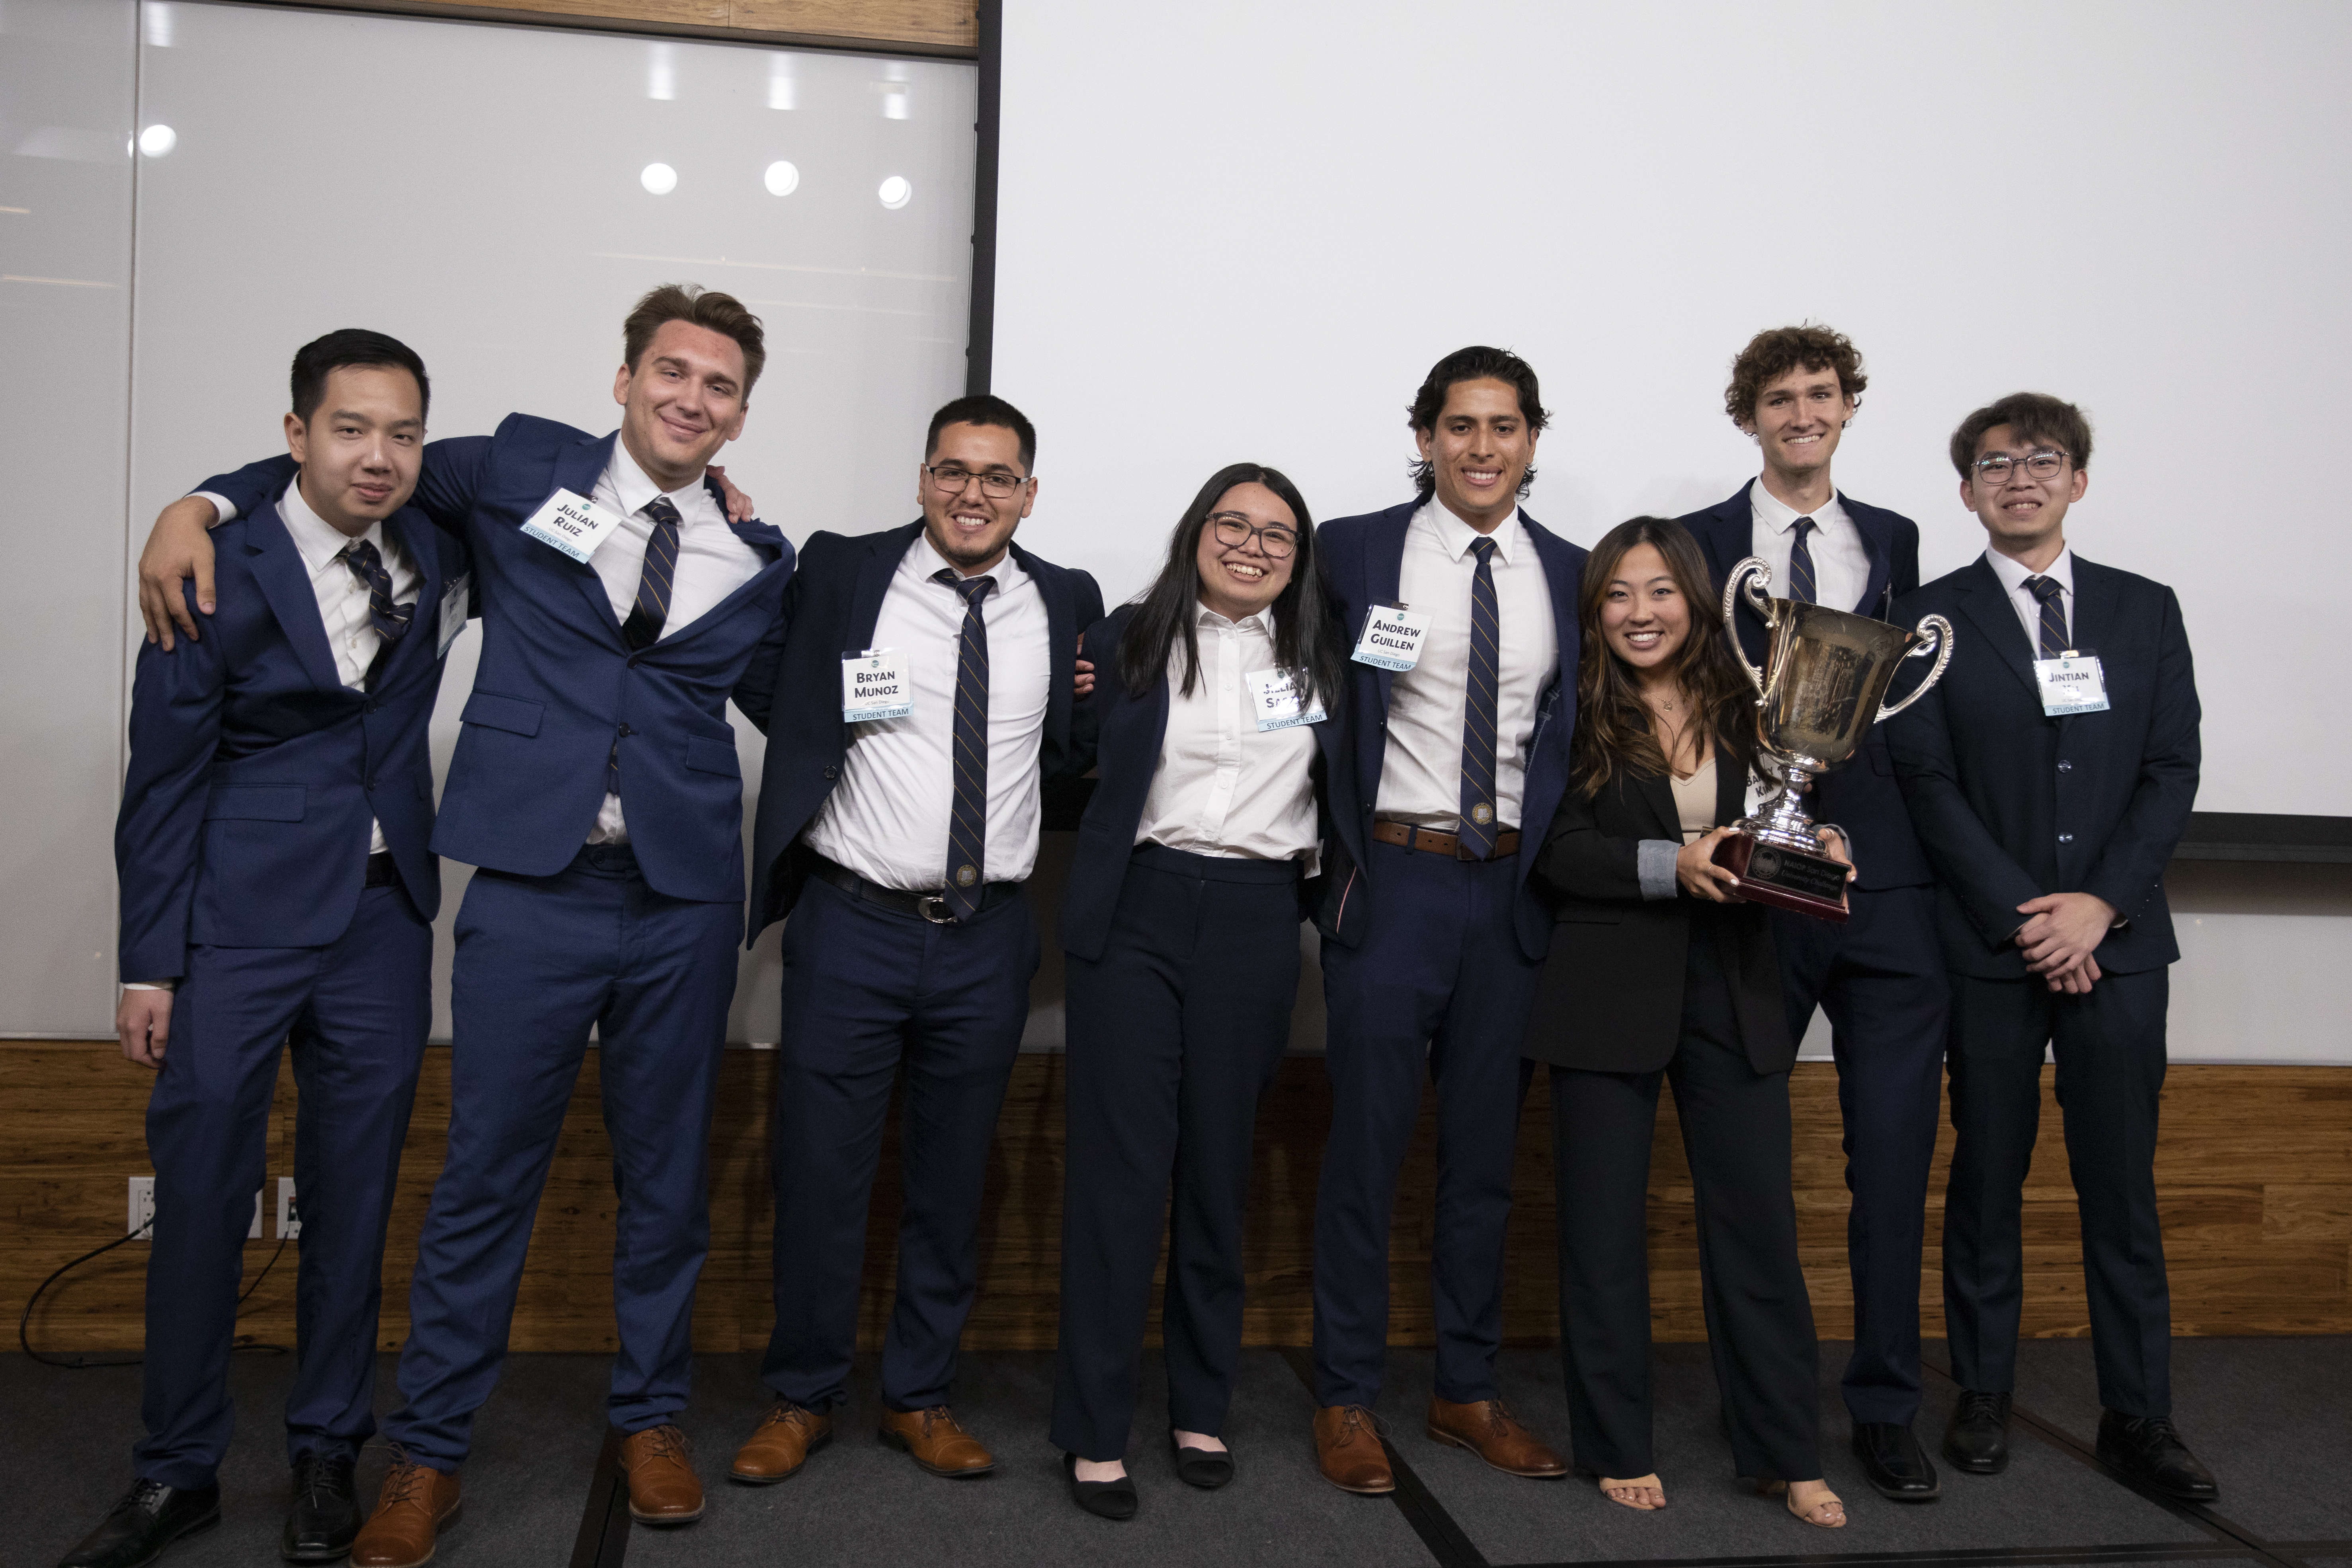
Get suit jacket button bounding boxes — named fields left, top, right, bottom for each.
left=364, top=702, right=378, bottom=714
left=2057, top=759, right=2073, bottom=771
left=822, top=766, right=838, bottom=780
left=2058, top=832, right=2074, bottom=843
left=365, top=779, right=376, bottom=791
left=617, top=723, right=634, bottom=737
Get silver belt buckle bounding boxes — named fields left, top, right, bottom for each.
left=916, top=893, right=956, bottom=925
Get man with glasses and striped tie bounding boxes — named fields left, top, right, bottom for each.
left=1677, top=325, right=1952, bottom=1504
left=1887, top=392, right=2212, bottom=1504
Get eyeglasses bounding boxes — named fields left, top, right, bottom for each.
left=1972, top=450, right=2069, bottom=484
left=1208, top=513, right=1299, bottom=559
left=925, top=463, right=1029, bottom=498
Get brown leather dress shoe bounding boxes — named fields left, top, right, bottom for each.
left=1425, top=1396, right=1567, bottom=1478
left=731, top=1402, right=833, bottom=1484
left=877, top=1406, right=995, bottom=1477
left=350, top=1459, right=461, bottom=1568
left=617, top=1425, right=705, bottom=1524
left=1313, top=1405, right=1395, bottom=1494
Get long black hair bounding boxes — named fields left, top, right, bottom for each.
left=1116, top=462, right=1346, bottom=711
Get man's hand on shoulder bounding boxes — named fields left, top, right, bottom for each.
left=139, top=496, right=223, bottom=649
left=2015, top=891, right=2117, bottom=981
left=1074, top=630, right=1095, bottom=700
left=709, top=464, right=756, bottom=524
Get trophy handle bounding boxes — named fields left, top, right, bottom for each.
left=1721, top=556, right=1776, bottom=700
left=1876, top=613, right=1957, bottom=721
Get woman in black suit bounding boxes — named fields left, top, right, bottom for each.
left=1526, top=516, right=1850, bottom=1527
left=1049, top=463, right=1345, bottom=1519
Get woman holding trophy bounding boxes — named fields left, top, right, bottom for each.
left=1524, top=516, right=1850, bottom=1527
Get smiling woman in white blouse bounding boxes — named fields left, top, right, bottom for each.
left=1047, top=463, right=1347, bottom=1520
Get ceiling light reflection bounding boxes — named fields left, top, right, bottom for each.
left=138, top=125, right=177, bottom=158
left=641, top=162, right=678, bottom=195
left=877, top=176, right=911, bottom=210
left=764, top=161, right=800, bottom=197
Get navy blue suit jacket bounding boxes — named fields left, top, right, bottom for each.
left=1887, top=554, right=2200, bottom=979
left=1056, top=602, right=1345, bottom=962
left=117, top=498, right=468, bottom=981
left=1312, top=500, right=1587, bottom=960
left=1679, top=480, right=1932, bottom=890
left=199, top=416, right=794, bottom=906
left=734, top=519, right=1103, bottom=939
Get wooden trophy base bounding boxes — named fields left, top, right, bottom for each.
left=1711, top=831, right=1850, bottom=922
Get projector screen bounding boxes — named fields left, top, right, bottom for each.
left=992, top=0, right=2352, bottom=820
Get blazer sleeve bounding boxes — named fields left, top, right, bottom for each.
left=1532, top=777, right=1647, bottom=904
left=1886, top=666, right=2044, bottom=950
left=729, top=564, right=799, bottom=736
left=1892, top=520, right=1922, bottom=599
left=1048, top=571, right=1109, bottom=787
left=115, top=583, right=227, bottom=983
left=2082, top=586, right=2201, bottom=921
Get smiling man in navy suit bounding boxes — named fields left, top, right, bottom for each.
left=67, top=332, right=467, bottom=1568
left=1889, top=392, right=2211, bottom=1503
left=1306, top=347, right=1586, bottom=1494
left=1677, top=324, right=1950, bottom=1502
left=135, top=286, right=795, bottom=1562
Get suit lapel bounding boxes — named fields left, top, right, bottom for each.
left=1016, top=540, right=1077, bottom=752
left=376, top=511, right=446, bottom=679
left=247, top=501, right=347, bottom=693
left=1366, top=506, right=1411, bottom=716
left=547, top=433, right=625, bottom=636
left=2068, top=555, right=2117, bottom=656
left=1522, top=511, right=1581, bottom=687
left=849, top=523, right=923, bottom=651
left=1631, top=768, right=1681, bottom=841
left=1955, top=555, right=2042, bottom=701
left=1696, top=485, right=1772, bottom=666
left=1843, top=493, right=1895, bottom=619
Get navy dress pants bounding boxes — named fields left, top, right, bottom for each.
left=1766, top=884, right=1948, bottom=1427
left=763, top=875, right=1040, bottom=1414
left=1050, top=847, right=1301, bottom=1462
left=1312, top=840, right=1543, bottom=1410
left=1944, top=966, right=2174, bottom=1417
left=137, top=882, right=431, bottom=1491
left=386, top=846, right=741, bottom=1468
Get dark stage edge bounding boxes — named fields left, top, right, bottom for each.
left=10, top=1340, right=2349, bottom=1568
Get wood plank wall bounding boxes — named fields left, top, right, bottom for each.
left=243, top=0, right=979, bottom=54
left=9, top=1042, right=2347, bottom=1355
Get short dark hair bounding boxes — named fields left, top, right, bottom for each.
left=289, top=328, right=429, bottom=426
left=925, top=393, right=1036, bottom=473
left=622, top=283, right=767, bottom=397
left=1724, top=323, right=1866, bottom=428
left=1406, top=345, right=1548, bottom=500
left=1948, top=391, right=2094, bottom=478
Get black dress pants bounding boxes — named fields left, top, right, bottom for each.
left=1943, top=966, right=2173, bottom=1417
left=1050, top=846, right=1301, bottom=1461
left=1550, top=910, right=1823, bottom=1481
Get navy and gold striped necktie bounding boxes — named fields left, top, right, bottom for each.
left=2025, top=574, right=2068, bottom=657
left=1787, top=516, right=1819, bottom=604
left=936, top=568, right=997, bottom=918
left=338, top=538, right=410, bottom=689
left=1457, top=536, right=1501, bottom=860
left=623, top=495, right=683, bottom=652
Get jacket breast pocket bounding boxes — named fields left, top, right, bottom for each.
left=203, top=784, right=305, bottom=822
left=460, top=690, right=544, bottom=737
left=684, top=734, right=742, bottom=777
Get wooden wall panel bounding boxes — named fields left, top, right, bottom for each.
left=240, top=0, right=980, bottom=54
left=8, top=1043, right=2347, bottom=1355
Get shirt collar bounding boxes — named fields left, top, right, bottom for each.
left=908, top=527, right=1027, bottom=591
left=277, top=475, right=386, bottom=577
left=606, top=437, right=716, bottom=527
left=1747, top=478, right=1848, bottom=537
left=1418, top=497, right=1522, bottom=565
left=1983, top=543, right=2074, bottom=599
left=1194, top=600, right=1274, bottom=636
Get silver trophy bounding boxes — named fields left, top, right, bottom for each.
left=1712, top=557, right=1956, bottom=921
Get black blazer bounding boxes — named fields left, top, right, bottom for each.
left=734, top=520, right=1104, bottom=939
left=1522, top=727, right=1794, bottom=1076
left=1886, top=554, right=2199, bottom=979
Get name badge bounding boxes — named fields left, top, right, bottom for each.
left=519, top=488, right=626, bottom=563
left=1351, top=601, right=1431, bottom=672
left=434, top=572, right=472, bottom=659
left=1246, top=666, right=1327, bottom=732
left=841, top=648, right=913, bottom=722
left=2033, top=651, right=2110, bottom=716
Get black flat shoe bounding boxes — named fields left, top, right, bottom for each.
left=282, top=1451, right=359, bottom=1562
left=1169, top=1432, right=1234, bottom=1490
left=58, top=1478, right=221, bottom=1568
left=2097, top=1412, right=2218, bottom=1503
left=1943, top=1389, right=2011, bottom=1475
left=1064, top=1452, right=1138, bottom=1520
left=1853, top=1423, right=1940, bottom=1501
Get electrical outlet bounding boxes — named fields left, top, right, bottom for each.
left=127, top=1176, right=155, bottom=1240
left=276, top=1177, right=301, bottom=1239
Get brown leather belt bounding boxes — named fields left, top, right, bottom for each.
left=1372, top=820, right=1522, bottom=860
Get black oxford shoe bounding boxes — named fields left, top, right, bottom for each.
left=282, top=1450, right=361, bottom=1563
left=58, top=1478, right=221, bottom=1568
left=2097, top=1412, right=2219, bottom=1503
left=1854, top=1422, right=1941, bottom=1500
left=1943, top=1389, right=2012, bottom=1474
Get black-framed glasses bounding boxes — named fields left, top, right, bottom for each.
left=1972, top=450, right=2069, bottom=484
left=1208, top=512, right=1299, bottom=559
left=924, top=463, right=1029, bottom=498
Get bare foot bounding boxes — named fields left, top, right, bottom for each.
left=1599, top=1472, right=1666, bottom=1510
left=1074, top=1457, right=1128, bottom=1483
left=1780, top=1478, right=1845, bottom=1528
left=1173, top=1428, right=1229, bottom=1455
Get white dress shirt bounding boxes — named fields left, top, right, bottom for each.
left=1134, top=604, right=1320, bottom=865
left=804, top=532, right=1053, bottom=890
left=1749, top=482, right=1870, bottom=614
left=1374, top=500, right=1558, bottom=830
left=1983, top=544, right=2077, bottom=651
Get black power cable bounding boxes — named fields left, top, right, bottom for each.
left=20, top=1212, right=292, bottom=1369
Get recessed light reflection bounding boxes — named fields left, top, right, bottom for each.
left=138, top=125, right=177, bottom=158
left=764, top=161, right=800, bottom=197
left=877, top=176, right=911, bottom=210
left=641, top=162, right=677, bottom=195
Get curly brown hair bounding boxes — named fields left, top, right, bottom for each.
left=1723, top=323, right=1866, bottom=430
left=1571, top=517, right=1759, bottom=799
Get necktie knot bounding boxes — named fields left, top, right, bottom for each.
left=2026, top=574, right=2064, bottom=603
left=339, top=538, right=411, bottom=655
left=1792, top=516, right=1815, bottom=541
left=340, top=539, right=382, bottom=576
left=934, top=568, right=997, bottom=607
left=1468, top=537, right=1497, bottom=565
left=641, top=495, right=683, bottom=529
left=1786, top=516, right=1820, bottom=605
